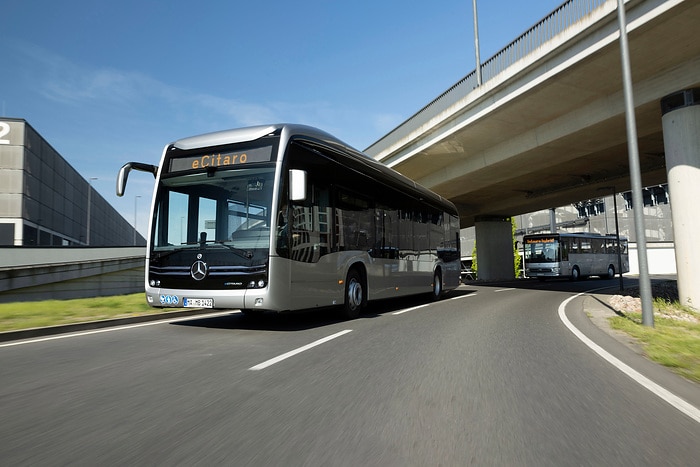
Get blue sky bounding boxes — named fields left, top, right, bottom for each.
left=1, top=0, right=565, bottom=237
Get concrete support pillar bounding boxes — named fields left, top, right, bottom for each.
left=475, top=216, right=514, bottom=281
left=549, top=208, right=557, bottom=233
left=661, top=89, right=700, bottom=310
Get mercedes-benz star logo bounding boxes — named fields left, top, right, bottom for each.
left=190, top=260, right=208, bottom=281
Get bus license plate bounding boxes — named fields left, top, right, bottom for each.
left=183, top=298, right=213, bottom=308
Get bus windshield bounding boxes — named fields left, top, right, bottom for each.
left=152, top=166, right=275, bottom=256
left=524, top=238, right=559, bottom=263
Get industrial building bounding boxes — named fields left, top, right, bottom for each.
left=0, top=118, right=145, bottom=246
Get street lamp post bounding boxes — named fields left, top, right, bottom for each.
left=472, top=0, right=482, bottom=86
left=616, top=0, right=653, bottom=326
left=134, top=195, right=142, bottom=246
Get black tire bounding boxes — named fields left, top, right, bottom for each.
left=605, top=265, right=615, bottom=279
left=341, top=269, right=364, bottom=319
left=431, top=269, right=443, bottom=301
left=570, top=266, right=580, bottom=281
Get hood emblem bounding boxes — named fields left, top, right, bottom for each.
left=190, top=260, right=208, bottom=281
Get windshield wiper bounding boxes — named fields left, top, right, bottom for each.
left=198, top=240, right=254, bottom=259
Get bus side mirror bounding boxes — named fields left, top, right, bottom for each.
left=289, top=169, right=307, bottom=202
left=116, top=162, right=158, bottom=197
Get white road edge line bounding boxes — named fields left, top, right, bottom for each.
left=249, top=329, right=353, bottom=371
left=0, top=311, right=235, bottom=348
left=392, top=293, right=477, bottom=315
left=558, top=293, right=700, bottom=424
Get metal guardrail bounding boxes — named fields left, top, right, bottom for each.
left=364, top=0, right=609, bottom=156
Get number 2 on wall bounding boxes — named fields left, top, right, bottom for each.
left=0, top=122, right=10, bottom=144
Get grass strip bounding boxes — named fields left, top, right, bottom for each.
left=0, top=294, right=182, bottom=333
left=609, top=298, right=700, bottom=383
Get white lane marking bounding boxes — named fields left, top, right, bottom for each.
left=448, top=293, right=478, bottom=301
left=392, top=293, right=477, bottom=315
left=0, top=311, right=235, bottom=348
left=392, top=304, right=430, bottom=315
left=559, top=293, right=700, bottom=424
left=494, top=288, right=516, bottom=292
left=249, top=329, right=353, bottom=371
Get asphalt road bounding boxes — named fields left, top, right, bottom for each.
left=2, top=279, right=699, bottom=465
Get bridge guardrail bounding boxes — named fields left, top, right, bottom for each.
left=364, top=0, right=610, bottom=156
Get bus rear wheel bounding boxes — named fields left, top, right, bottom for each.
left=605, top=265, right=615, bottom=279
left=431, top=269, right=443, bottom=301
left=342, top=269, right=365, bottom=319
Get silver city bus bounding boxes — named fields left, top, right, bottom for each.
left=117, top=124, right=460, bottom=318
left=524, top=232, right=629, bottom=281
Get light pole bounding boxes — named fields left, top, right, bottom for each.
left=616, top=0, right=653, bottom=326
left=472, top=0, right=482, bottom=86
left=87, top=177, right=98, bottom=245
left=134, top=195, right=141, bottom=245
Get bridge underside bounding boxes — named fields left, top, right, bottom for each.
left=376, top=0, right=700, bottom=229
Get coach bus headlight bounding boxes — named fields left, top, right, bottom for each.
left=248, top=280, right=267, bottom=288
left=150, top=279, right=161, bottom=287
left=257, top=279, right=265, bottom=288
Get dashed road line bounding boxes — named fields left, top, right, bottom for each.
left=392, top=293, right=477, bottom=315
left=249, top=329, right=353, bottom=371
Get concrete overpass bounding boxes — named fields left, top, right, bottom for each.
left=365, top=0, right=699, bottom=306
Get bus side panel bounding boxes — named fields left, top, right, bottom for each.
left=441, top=258, right=461, bottom=290
left=287, top=252, right=349, bottom=310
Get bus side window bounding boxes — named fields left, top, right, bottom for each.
left=561, top=238, right=569, bottom=261
left=570, top=238, right=580, bottom=254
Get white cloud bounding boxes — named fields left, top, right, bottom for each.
left=15, top=43, right=393, bottom=151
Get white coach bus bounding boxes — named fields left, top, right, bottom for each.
left=117, top=124, right=460, bottom=318
left=524, top=232, right=629, bottom=281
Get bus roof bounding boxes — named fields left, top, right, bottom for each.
left=168, top=124, right=457, bottom=214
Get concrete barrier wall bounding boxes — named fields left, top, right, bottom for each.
left=0, top=247, right=146, bottom=303
left=628, top=243, right=677, bottom=275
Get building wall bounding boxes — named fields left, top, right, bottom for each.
left=0, top=118, right=145, bottom=246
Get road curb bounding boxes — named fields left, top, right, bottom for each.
left=0, top=308, right=221, bottom=343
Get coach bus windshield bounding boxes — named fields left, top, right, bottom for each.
left=524, top=237, right=559, bottom=263
left=151, top=166, right=275, bottom=256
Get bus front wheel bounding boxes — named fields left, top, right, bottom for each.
left=342, top=269, right=365, bottom=319
left=570, top=266, right=581, bottom=281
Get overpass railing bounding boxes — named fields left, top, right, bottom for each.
left=364, top=0, right=609, bottom=156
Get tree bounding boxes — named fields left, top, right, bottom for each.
left=512, top=217, right=522, bottom=278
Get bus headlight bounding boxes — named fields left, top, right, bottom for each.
left=248, top=280, right=266, bottom=288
